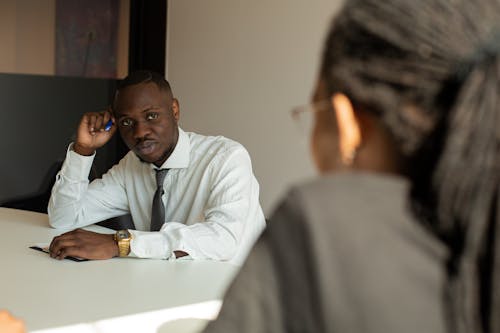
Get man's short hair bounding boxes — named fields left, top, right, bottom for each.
left=117, top=70, right=173, bottom=98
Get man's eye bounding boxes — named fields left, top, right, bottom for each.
left=120, top=119, right=133, bottom=127
left=146, top=113, right=159, bottom=121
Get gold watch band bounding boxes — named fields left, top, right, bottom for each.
left=114, top=230, right=132, bottom=257
left=117, top=240, right=130, bottom=257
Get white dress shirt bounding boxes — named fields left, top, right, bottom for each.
left=48, top=128, right=266, bottom=265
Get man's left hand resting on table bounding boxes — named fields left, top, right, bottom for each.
left=49, top=229, right=118, bottom=260
left=48, top=229, right=190, bottom=260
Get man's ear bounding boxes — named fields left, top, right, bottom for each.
left=331, top=93, right=361, bottom=165
left=172, top=98, right=180, bottom=122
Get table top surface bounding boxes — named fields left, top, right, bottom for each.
left=0, top=208, right=239, bottom=332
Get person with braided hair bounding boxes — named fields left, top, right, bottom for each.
left=202, top=0, right=500, bottom=332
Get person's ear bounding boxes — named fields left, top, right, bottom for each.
left=172, top=98, right=180, bottom=123
left=331, top=93, right=361, bottom=166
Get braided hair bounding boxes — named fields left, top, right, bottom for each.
left=320, top=1, right=500, bottom=332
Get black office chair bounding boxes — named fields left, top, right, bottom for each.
left=0, top=161, right=63, bottom=213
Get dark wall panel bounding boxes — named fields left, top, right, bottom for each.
left=0, top=73, right=118, bottom=204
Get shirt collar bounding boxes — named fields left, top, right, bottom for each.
left=154, top=127, right=190, bottom=170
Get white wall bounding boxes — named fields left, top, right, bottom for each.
left=166, top=0, right=342, bottom=216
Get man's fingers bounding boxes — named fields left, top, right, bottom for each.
left=86, top=112, right=111, bottom=134
left=55, top=246, right=82, bottom=260
left=49, top=230, right=80, bottom=256
left=77, top=111, right=115, bottom=152
left=87, top=113, right=98, bottom=133
left=99, top=111, right=113, bottom=132
left=49, top=230, right=117, bottom=260
left=94, top=114, right=105, bottom=132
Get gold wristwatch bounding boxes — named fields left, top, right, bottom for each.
left=114, top=229, right=132, bottom=257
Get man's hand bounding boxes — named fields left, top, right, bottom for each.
left=74, top=110, right=117, bottom=156
left=49, top=229, right=119, bottom=260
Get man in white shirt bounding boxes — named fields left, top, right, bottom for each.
left=48, top=70, right=265, bottom=265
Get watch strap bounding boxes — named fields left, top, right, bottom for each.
left=114, top=230, right=132, bottom=257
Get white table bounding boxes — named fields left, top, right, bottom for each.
left=0, top=208, right=239, bottom=333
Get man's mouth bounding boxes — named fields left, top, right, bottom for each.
left=135, top=140, right=156, bottom=156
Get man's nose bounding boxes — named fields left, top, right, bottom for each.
left=133, top=120, right=151, bottom=139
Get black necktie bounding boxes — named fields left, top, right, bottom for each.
left=151, top=169, right=169, bottom=231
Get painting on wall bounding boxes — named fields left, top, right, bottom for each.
left=56, top=0, right=119, bottom=78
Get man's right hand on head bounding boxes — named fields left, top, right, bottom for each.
left=74, top=110, right=117, bottom=156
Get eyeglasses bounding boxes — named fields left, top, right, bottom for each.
left=290, top=99, right=332, bottom=136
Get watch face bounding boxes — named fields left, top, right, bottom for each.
left=117, top=230, right=130, bottom=239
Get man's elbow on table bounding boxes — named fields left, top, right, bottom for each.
left=47, top=206, right=78, bottom=229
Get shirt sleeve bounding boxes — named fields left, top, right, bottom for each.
left=48, top=143, right=130, bottom=229
left=129, top=145, right=264, bottom=262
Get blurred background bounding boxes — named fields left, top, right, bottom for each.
left=0, top=0, right=341, bottom=216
